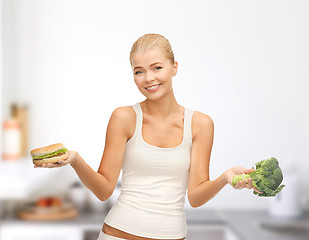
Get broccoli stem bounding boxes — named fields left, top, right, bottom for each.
left=232, top=173, right=250, bottom=186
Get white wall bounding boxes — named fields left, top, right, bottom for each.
left=2, top=0, right=309, bottom=210
left=0, top=0, right=2, bottom=154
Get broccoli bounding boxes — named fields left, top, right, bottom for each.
left=232, top=157, right=285, bottom=197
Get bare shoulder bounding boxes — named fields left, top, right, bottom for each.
left=111, top=106, right=135, bottom=120
left=192, top=111, right=214, bottom=128
left=192, top=111, right=214, bottom=140
left=109, top=106, right=136, bottom=140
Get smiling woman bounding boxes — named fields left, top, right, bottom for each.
left=35, top=33, right=260, bottom=240
left=131, top=47, right=178, bottom=101
left=1, top=2, right=308, bottom=239
left=130, top=34, right=178, bottom=103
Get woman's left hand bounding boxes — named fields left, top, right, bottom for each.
left=224, top=166, right=263, bottom=193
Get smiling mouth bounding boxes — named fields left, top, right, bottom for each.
left=145, top=84, right=161, bottom=91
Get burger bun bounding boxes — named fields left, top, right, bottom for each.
left=31, top=143, right=68, bottom=166
left=33, top=151, right=69, bottom=166
left=30, top=143, right=66, bottom=157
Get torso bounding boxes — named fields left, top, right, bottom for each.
left=141, top=104, right=185, bottom=148
left=102, top=102, right=188, bottom=240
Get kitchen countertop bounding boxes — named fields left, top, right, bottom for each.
left=1, top=208, right=308, bottom=240
left=186, top=209, right=309, bottom=240
left=0, top=159, right=59, bottom=199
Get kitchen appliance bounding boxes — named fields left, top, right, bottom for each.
left=269, top=173, right=301, bottom=217
left=69, top=182, right=87, bottom=211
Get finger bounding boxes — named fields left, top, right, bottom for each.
left=234, top=181, right=241, bottom=189
left=246, top=178, right=253, bottom=189
left=234, top=181, right=244, bottom=189
left=233, top=185, right=242, bottom=190
left=46, top=163, right=55, bottom=168
left=47, top=162, right=62, bottom=168
left=58, top=160, right=68, bottom=166
left=240, top=180, right=247, bottom=188
left=253, top=187, right=263, bottom=194
left=57, top=160, right=69, bottom=166
left=244, top=168, right=255, bottom=174
left=51, top=162, right=64, bottom=168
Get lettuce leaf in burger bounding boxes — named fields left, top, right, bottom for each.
left=30, top=143, right=68, bottom=166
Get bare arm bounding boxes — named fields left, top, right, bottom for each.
left=68, top=152, right=112, bottom=201
left=37, top=106, right=135, bottom=201
left=187, top=111, right=218, bottom=207
left=187, top=112, right=260, bottom=208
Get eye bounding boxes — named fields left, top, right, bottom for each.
left=134, top=71, right=142, bottom=75
left=154, top=67, right=162, bottom=71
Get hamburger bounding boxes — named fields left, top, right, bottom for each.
left=30, top=143, right=68, bottom=166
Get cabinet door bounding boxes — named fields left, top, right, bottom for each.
left=0, top=225, right=82, bottom=240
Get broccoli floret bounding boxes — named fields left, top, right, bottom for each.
left=232, top=157, right=285, bottom=197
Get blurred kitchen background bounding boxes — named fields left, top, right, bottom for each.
left=0, top=0, right=309, bottom=240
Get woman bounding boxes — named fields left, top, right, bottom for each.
left=38, top=33, right=261, bottom=240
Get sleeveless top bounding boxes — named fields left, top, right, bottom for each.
left=104, top=103, right=193, bottom=239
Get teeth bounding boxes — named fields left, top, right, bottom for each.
left=146, top=84, right=160, bottom=90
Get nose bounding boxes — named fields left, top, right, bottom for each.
left=145, top=72, right=155, bottom=83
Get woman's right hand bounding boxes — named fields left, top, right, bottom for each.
left=34, top=151, right=80, bottom=168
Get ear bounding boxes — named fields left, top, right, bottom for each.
left=173, top=61, right=178, bottom=76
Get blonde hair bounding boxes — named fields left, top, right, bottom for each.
left=130, top=33, right=175, bottom=66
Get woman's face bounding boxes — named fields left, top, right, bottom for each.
left=131, top=48, right=178, bottom=101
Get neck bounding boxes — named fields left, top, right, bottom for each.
left=142, top=90, right=181, bottom=118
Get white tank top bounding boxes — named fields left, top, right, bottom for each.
left=104, top=103, right=193, bottom=239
